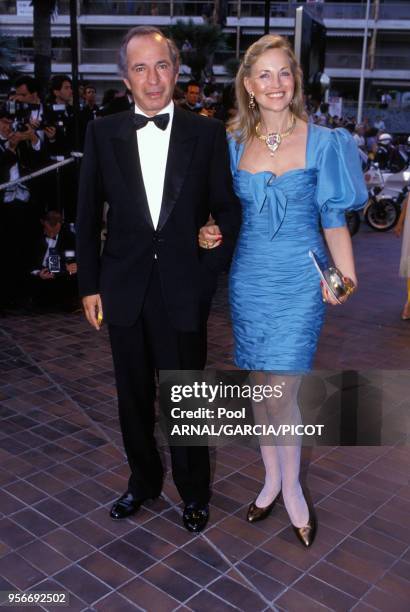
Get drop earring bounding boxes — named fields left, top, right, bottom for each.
left=248, top=92, right=256, bottom=110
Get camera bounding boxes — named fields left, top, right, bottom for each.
left=5, top=100, right=40, bottom=132
left=41, top=104, right=70, bottom=132
left=64, top=250, right=76, bottom=265
left=48, top=248, right=61, bottom=274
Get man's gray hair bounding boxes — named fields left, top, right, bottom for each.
left=118, top=26, right=180, bottom=78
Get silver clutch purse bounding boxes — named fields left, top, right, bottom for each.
left=309, top=250, right=353, bottom=303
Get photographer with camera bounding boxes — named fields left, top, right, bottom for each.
left=79, top=84, right=99, bottom=149
left=0, top=103, right=46, bottom=313
left=14, top=76, right=43, bottom=125
left=28, top=210, right=78, bottom=312
left=44, top=75, right=75, bottom=158
left=43, top=75, right=79, bottom=222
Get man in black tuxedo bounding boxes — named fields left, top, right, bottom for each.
left=0, top=105, right=45, bottom=312
left=76, top=26, right=240, bottom=532
left=28, top=210, right=77, bottom=311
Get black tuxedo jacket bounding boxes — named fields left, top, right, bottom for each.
left=76, top=107, right=240, bottom=330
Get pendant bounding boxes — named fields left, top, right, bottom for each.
left=266, top=133, right=281, bottom=155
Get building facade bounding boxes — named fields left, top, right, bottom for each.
left=1, top=0, right=409, bottom=105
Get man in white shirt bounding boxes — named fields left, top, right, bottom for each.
left=374, top=116, right=386, bottom=131
left=76, top=26, right=240, bottom=532
left=353, top=125, right=366, bottom=151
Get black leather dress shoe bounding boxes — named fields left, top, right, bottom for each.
left=110, top=491, right=147, bottom=520
left=182, top=502, right=209, bottom=533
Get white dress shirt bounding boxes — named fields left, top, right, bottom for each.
left=31, top=234, right=58, bottom=275
left=134, top=101, right=174, bottom=229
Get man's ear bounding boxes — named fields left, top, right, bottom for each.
left=123, top=78, right=131, bottom=92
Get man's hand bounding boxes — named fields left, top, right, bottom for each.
left=65, top=262, right=77, bottom=275
left=24, top=123, right=39, bottom=146
left=39, top=268, right=54, bottom=280
left=11, top=126, right=35, bottom=143
left=82, top=294, right=103, bottom=330
left=7, top=131, right=24, bottom=151
left=44, top=126, right=57, bottom=141
left=29, top=118, right=41, bottom=130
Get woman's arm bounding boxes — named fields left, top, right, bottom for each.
left=394, top=194, right=409, bottom=237
left=323, top=225, right=357, bottom=304
left=323, top=226, right=357, bottom=283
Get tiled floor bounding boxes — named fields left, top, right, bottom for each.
left=0, top=224, right=409, bottom=611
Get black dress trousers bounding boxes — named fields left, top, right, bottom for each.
left=108, top=260, right=210, bottom=505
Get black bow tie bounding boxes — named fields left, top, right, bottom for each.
left=133, top=113, right=170, bottom=131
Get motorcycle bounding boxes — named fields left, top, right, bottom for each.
left=342, top=149, right=368, bottom=237
left=345, top=209, right=361, bottom=237
left=363, top=162, right=410, bottom=231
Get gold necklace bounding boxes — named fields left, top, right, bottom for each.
left=255, top=114, right=296, bottom=156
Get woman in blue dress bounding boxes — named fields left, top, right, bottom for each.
left=199, top=35, right=367, bottom=547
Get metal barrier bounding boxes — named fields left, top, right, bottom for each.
left=0, top=153, right=83, bottom=221
left=0, top=154, right=81, bottom=193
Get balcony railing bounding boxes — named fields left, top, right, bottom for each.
left=81, top=48, right=119, bottom=63
left=2, top=1, right=410, bottom=20
left=326, top=52, right=410, bottom=71
left=79, top=1, right=209, bottom=17
left=326, top=52, right=362, bottom=69
left=373, top=54, right=410, bottom=70
left=81, top=46, right=232, bottom=64
left=14, top=45, right=410, bottom=74
left=15, top=47, right=72, bottom=63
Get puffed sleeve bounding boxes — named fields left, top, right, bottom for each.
left=226, top=131, right=242, bottom=177
left=316, top=128, right=368, bottom=228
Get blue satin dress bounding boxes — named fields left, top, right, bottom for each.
left=228, top=124, right=368, bottom=373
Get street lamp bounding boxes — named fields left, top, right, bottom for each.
left=69, top=0, right=80, bottom=151
left=264, top=0, right=271, bottom=35
left=357, top=0, right=371, bottom=124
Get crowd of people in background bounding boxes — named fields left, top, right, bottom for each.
left=307, top=98, right=410, bottom=172
left=1, top=72, right=409, bottom=317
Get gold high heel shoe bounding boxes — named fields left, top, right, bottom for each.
left=246, top=492, right=281, bottom=523
left=292, top=506, right=317, bottom=548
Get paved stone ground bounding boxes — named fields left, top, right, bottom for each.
left=0, top=224, right=409, bottom=611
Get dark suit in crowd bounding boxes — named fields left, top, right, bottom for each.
left=28, top=219, right=78, bottom=310
left=0, top=118, right=45, bottom=309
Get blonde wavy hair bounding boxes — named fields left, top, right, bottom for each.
left=228, top=34, right=307, bottom=143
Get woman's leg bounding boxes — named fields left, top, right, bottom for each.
left=251, top=372, right=309, bottom=527
left=402, top=280, right=410, bottom=318
left=254, top=444, right=282, bottom=507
